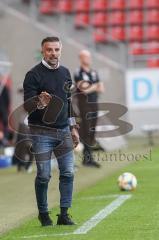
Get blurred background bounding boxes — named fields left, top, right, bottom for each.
left=0, top=0, right=159, bottom=136
left=0, top=0, right=159, bottom=235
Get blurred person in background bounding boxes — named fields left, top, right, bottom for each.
left=74, top=50, right=105, bottom=168
left=0, top=130, right=4, bottom=147
left=12, top=88, right=34, bottom=173
left=0, top=74, right=11, bottom=146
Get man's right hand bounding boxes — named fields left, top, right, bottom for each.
left=37, top=91, right=52, bottom=109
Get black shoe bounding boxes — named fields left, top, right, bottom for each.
left=38, top=212, right=53, bottom=226
left=83, top=160, right=101, bottom=168
left=56, top=214, right=76, bottom=225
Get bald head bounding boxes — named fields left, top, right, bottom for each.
left=79, top=49, right=91, bottom=57
left=79, top=49, right=91, bottom=68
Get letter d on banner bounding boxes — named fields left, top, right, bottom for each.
left=133, top=78, right=152, bottom=102
left=126, top=69, right=159, bottom=109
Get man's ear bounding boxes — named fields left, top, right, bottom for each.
left=59, top=41, right=62, bottom=49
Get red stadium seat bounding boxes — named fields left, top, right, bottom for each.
left=109, top=0, right=125, bottom=11
left=109, top=12, right=125, bottom=26
left=129, top=10, right=143, bottom=25
left=145, top=0, right=159, bottom=8
left=92, top=0, right=108, bottom=12
left=58, top=0, right=73, bottom=14
left=129, top=42, right=144, bottom=55
left=145, top=41, right=159, bottom=54
left=146, top=10, right=159, bottom=24
left=129, top=0, right=143, bottom=10
left=75, top=0, right=90, bottom=13
left=93, top=27, right=107, bottom=43
left=145, top=26, right=159, bottom=41
left=128, top=26, right=143, bottom=41
left=92, top=13, right=107, bottom=27
left=147, top=58, right=159, bottom=67
left=39, top=0, right=56, bottom=14
left=75, top=13, right=89, bottom=28
left=111, top=27, right=126, bottom=41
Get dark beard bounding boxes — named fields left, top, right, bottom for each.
left=47, top=60, right=59, bottom=69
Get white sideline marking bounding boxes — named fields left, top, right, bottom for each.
left=20, top=194, right=131, bottom=239
left=21, top=233, right=71, bottom=238
left=77, top=194, right=119, bottom=200
left=74, top=194, right=131, bottom=234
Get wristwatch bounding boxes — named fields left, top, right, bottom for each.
left=70, top=124, right=79, bottom=130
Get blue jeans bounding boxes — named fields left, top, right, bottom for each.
left=30, top=126, right=74, bottom=213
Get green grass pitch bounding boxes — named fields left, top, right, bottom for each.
left=1, top=147, right=159, bottom=240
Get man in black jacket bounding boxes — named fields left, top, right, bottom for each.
left=23, top=36, right=79, bottom=226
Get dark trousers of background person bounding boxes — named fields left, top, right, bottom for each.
left=0, top=83, right=12, bottom=146
left=0, top=106, right=10, bottom=145
left=77, top=95, right=98, bottom=164
left=12, top=123, right=34, bottom=171
left=0, top=108, right=8, bottom=133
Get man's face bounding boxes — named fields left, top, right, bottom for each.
left=80, top=52, right=91, bottom=67
left=42, top=41, right=62, bottom=67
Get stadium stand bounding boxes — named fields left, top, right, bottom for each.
left=75, top=13, right=89, bottom=28
left=92, top=0, right=108, bottom=12
left=58, top=0, right=73, bottom=13
left=129, top=0, right=143, bottom=10
left=37, top=0, right=159, bottom=68
left=1, top=0, right=158, bottom=140
left=39, top=0, right=56, bottom=14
